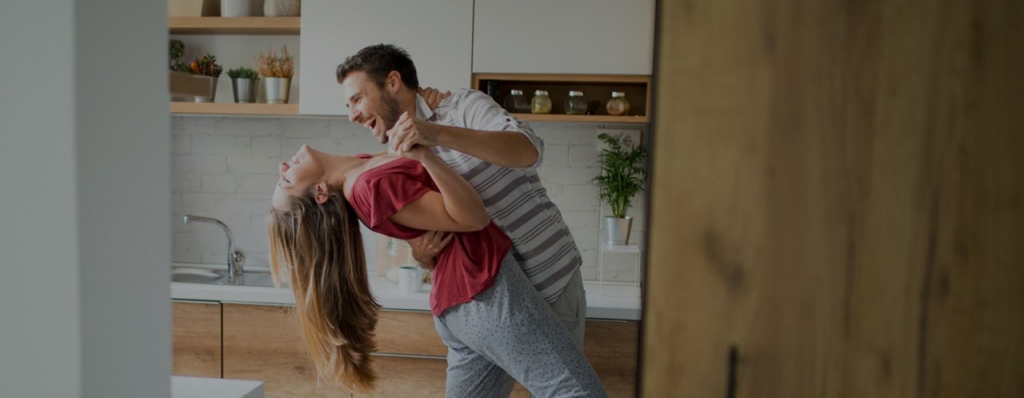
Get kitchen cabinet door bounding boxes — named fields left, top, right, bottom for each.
left=473, top=0, right=655, bottom=75
left=172, top=301, right=222, bottom=378
left=299, top=0, right=474, bottom=116
left=222, top=303, right=449, bottom=397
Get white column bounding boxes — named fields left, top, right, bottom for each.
left=0, top=1, right=171, bottom=397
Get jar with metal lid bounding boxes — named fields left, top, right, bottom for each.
left=503, top=89, right=530, bottom=113
left=531, top=90, right=552, bottom=114
left=565, top=90, right=588, bottom=115
left=606, top=91, right=631, bottom=116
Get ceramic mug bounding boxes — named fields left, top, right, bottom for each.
left=397, top=265, right=424, bottom=294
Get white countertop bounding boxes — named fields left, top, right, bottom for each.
left=172, top=376, right=263, bottom=398
left=172, top=271, right=641, bottom=320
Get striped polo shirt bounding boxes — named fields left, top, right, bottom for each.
left=415, top=89, right=582, bottom=303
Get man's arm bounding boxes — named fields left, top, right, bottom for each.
left=392, top=122, right=539, bottom=168
left=389, top=91, right=542, bottom=169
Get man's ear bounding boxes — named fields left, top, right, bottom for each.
left=313, top=182, right=330, bottom=204
left=386, top=70, right=403, bottom=94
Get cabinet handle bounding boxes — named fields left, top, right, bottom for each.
left=726, top=345, right=738, bottom=398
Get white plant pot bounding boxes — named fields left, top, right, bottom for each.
left=603, top=216, right=633, bottom=245
left=221, top=0, right=251, bottom=17
left=263, top=77, right=291, bottom=104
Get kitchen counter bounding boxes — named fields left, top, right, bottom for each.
left=172, top=271, right=642, bottom=320
left=171, top=376, right=263, bottom=398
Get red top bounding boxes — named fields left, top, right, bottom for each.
left=348, top=155, right=511, bottom=316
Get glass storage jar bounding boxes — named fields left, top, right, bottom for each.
left=565, top=90, right=588, bottom=115
left=531, top=90, right=552, bottom=114
left=503, top=89, right=530, bottom=113
left=606, top=91, right=631, bottom=116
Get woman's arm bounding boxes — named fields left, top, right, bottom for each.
left=389, top=128, right=490, bottom=232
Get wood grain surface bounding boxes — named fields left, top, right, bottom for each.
left=172, top=301, right=222, bottom=378
left=643, top=0, right=1023, bottom=396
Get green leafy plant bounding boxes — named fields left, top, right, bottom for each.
left=189, top=53, right=223, bottom=77
left=257, top=45, right=294, bottom=78
left=227, top=67, right=259, bottom=79
left=169, top=39, right=188, bottom=72
left=592, top=133, right=648, bottom=218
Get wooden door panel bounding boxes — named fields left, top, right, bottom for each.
left=172, top=301, right=222, bottom=378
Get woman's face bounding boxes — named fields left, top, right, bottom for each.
left=272, top=144, right=327, bottom=209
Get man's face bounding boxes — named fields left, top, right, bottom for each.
left=341, top=71, right=402, bottom=144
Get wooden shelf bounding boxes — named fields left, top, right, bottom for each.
left=169, top=17, right=300, bottom=35
left=171, top=102, right=299, bottom=116
left=512, top=113, right=649, bottom=124
left=472, top=73, right=652, bottom=124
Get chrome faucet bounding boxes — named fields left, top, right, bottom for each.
left=183, top=215, right=245, bottom=284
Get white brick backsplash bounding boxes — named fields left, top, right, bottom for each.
left=175, top=154, right=226, bottom=173
left=283, top=119, right=333, bottom=138
left=200, top=173, right=238, bottom=193
left=180, top=193, right=222, bottom=215
left=215, top=117, right=282, bottom=137
left=560, top=208, right=601, bottom=229
left=282, top=138, right=343, bottom=157
left=251, top=136, right=283, bottom=158
left=182, top=117, right=216, bottom=135
left=569, top=145, right=599, bottom=165
left=548, top=184, right=600, bottom=208
left=226, top=156, right=280, bottom=174
left=330, top=119, right=373, bottom=139
left=192, top=135, right=252, bottom=157
left=172, top=116, right=650, bottom=283
left=173, top=172, right=201, bottom=193
left=237, top=174, right=280, bottom=195
left=543, top=144, right=569, bottom=165
left=540, top=165, right=598, bottom=185
left=172, top=132, right=190, bottom=154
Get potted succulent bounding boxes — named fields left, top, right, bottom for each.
left=227, top=67, right=259, bottom=103
left=257, top=45, right=294, bottom=104
left=592, top=133, right=648, bottom=245
left=188, top=53, right=223, bottom=103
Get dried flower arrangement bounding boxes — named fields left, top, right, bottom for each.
left=257, top=45, right=295, bottom=78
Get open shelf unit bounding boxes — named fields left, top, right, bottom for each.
left=170, top=17, right=300, bottom=116
left=169, top=17, right=300, bottom=35
left=472, top=74, right=651, bottom=124
left=170, top=102, right=299, bottom=116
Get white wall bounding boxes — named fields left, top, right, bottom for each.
left=0, top=1, right=171, bottom=397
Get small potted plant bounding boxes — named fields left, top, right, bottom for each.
left=169, top=40, right=189, bottom=72
left=257, top=45, right=294, bottom=104
left=227, top=67, right=259, bottom=103
left=188, top=53, right=223, bottom=103
left=592, top=132, right=648, bottom=245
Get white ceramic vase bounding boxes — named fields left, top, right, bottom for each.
left=264, top=0, right=300, bottom=17
left=221, top=0, right=251, bottom=17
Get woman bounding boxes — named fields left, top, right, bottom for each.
left=267, top=124, right=606, bottom=397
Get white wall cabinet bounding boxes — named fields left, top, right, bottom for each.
left=472, top=0, right=655, bottom=75
left=300, top=0, right=474, bottom=116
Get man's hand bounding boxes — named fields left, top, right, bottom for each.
left=407, top=230, right=453, bottom=271
left=418, top=87, right=451, bottom=110
left=388, top=112, right=441, bottom=154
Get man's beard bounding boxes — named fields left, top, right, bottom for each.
left=377, top=92, right=403, bottom=144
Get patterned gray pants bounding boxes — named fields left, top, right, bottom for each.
left=433, top=254, right=608, bottom=398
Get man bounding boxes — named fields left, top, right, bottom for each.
left=337, top=44, right=592, bottom=395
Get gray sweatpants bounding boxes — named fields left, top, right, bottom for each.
left=433, top=254, right=607, bottom=398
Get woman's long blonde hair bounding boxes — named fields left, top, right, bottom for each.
left=267, top=190, right=380, bottom=393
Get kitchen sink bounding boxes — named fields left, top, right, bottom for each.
left=171, top=266, right=278, bottom=288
